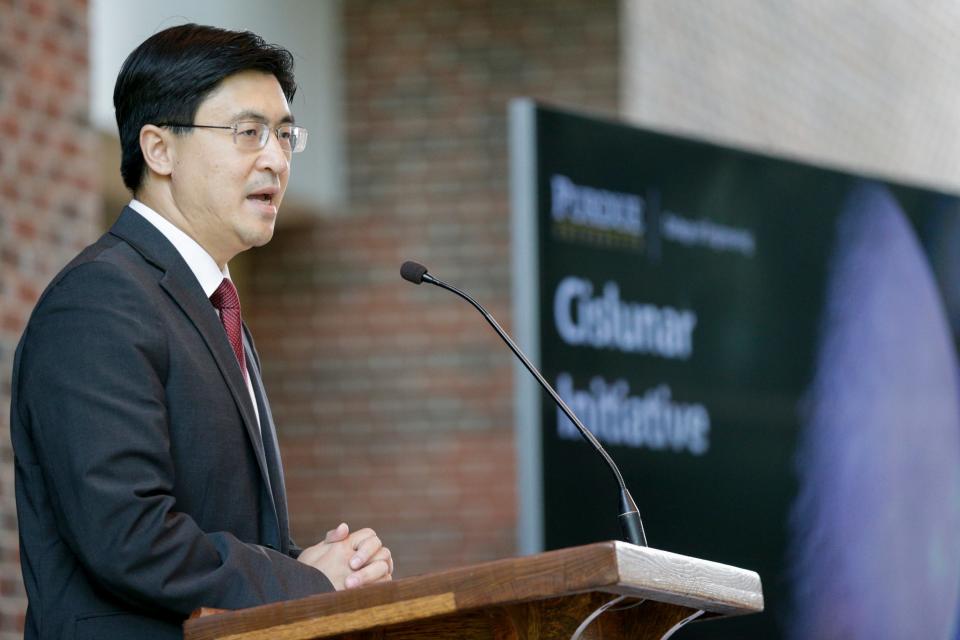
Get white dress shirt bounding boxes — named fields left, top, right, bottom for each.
left=128, top=199, right=261, bottom=431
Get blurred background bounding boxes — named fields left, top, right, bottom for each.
left=3, top=1, right=960, bottom=638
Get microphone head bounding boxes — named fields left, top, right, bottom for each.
left=401, top=261, right=429, bottom=284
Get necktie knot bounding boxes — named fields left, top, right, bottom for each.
left=210, top=278, right=246, bottom=376
left=211, top=278, right=241, bottom=313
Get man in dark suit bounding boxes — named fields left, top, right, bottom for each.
left=10, top=24, right=392, bottom=638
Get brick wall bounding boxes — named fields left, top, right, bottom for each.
left=0, top=0, right=99, bottom=634
left=246, top=0, right=621, bottom=577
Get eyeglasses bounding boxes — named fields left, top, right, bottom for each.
left=159, top=121, right=308, bottom=154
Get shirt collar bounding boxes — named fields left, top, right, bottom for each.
left=128, top=199, right=230, bottom=297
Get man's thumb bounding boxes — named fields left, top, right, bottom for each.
left=325, top=522, right=350, bottom=542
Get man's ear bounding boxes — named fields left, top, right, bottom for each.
left=140, top=124, right=176, bottom=177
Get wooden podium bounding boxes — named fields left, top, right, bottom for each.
left=184, top=541, right=763, bottom=640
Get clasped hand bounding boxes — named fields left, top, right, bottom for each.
left=297, top=523, right=393, bottom=590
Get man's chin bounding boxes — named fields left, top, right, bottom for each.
left=241, top=224, right=276, bottom=251
left=252, top=229, right=276, bottom=248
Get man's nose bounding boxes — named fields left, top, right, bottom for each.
left=257, top=132, right=290, bottom=175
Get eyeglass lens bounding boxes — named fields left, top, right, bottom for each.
left=234, top=122, right=307, bottom=153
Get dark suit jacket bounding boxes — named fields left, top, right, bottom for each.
left=10, top=208, right=333, bottom=639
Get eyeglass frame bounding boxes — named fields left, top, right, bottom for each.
left=157, top=121, right=309, bottom=154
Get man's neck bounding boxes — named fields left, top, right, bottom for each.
left=134, top=190, right=230, bottom=270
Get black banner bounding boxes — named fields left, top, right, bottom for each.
left=517, top=103, right=960, bottom=639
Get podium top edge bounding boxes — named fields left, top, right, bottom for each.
left=185, top=541, right=764, bottom=639
left=610, top=541, right=764, bottom=615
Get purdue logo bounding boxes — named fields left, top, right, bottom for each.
left=550, top=174, right=645, bottom=248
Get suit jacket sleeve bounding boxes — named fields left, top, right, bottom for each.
left=16, top=260, right=333, bottom=615
left=288, top=540, right=305, bottom=560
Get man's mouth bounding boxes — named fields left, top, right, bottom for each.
left=246, top=185, right=280, bottom=209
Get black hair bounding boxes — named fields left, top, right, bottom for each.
left=113, top=23, right=297, bottom=193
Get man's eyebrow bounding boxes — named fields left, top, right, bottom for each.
left=231, top=110, right=295, bottom=125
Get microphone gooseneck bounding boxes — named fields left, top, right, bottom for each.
left=400, top=260, right=648, bottom=547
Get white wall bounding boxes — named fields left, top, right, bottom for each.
left=91, top=0, right=344, bottom=211
left=621, top=1, right=960, bottom=193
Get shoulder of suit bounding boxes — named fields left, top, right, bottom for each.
left=32, top=232, right=163, bottom=314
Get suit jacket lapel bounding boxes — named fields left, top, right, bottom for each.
left=108, top=208, right=280, bottom=533
left=243, top=327, right=291, bottom=549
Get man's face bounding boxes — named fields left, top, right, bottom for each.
left=168, top=70, right=292, bottom=264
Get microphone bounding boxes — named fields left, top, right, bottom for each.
left=400, top=260, right=648, bottom=547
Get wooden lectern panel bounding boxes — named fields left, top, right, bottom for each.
left=184, top=541, right=763, bottom=640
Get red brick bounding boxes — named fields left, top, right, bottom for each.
left=13, top=88, right=32, bottom=110
left=11, top=26, right=30, bottom=47
left=17, top=283, right=39, bottom=305
left=13, top=219, right=36, bottom=240
left=69, top=47, right=88, bottom=67
left=26, top=0, right=48, bottom=19
left=39, top=36, right=60, bottom=57
left=2, top=312, right=24, bottom=332
left=54, top=68, right=76, bottom=93
left=42, top=95, right=63, bottom=119
left=0, top=182, right=17, bottom=200
left=0, top=117, right=18, bottom=139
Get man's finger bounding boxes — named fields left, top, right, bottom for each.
left=351, top=546, right=392, bottom=576
left=348, top=529, right=380, bottom=568
left=350, top=536, right=382, bottom=569
left=344, top=559, right=391, bottom=589
left=346, top=527, right=377, bottom=548
left=368, top=546, right=393, bottom=575
left=325, top=522, right=349, bottom=543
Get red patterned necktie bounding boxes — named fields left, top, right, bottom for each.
left=210, top=278, right=247, bottom=378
